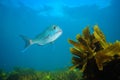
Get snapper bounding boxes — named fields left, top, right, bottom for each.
left=20, top=25, right=62, bottom=52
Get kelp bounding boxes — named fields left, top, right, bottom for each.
left=68, top=25, right=120, bottom=80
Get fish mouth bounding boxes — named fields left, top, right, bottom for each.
left=57, top=30, right=62, bottom=34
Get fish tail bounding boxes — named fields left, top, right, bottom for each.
left=20, top=35, right=33, bottom=52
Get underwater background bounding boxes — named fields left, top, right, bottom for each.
left=0, top=0, right=120, bottom=73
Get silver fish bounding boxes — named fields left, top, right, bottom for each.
left=20, top=25, right=62, bottom=52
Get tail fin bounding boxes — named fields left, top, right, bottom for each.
left=20, top=35, right=33, bottom=52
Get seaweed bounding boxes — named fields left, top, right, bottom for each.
left=7, top=67, right=38, bottom=80
left=68, top=25, right=120, bottom=80
left=0, top=67, right=83, bottom=80
left=0, top=69, right=7, bottom=80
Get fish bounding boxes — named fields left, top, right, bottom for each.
left=20, top=25, right=62, bottom=52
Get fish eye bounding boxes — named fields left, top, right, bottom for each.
left=53, top=26, right=56, bottom=30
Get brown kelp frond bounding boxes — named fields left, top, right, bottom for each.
left=82, top=26, right=91, bottom=43
left=70, top=48, right=87, bottom=58
left=68, top=24, right=120, bottom=75
left=93, top=25, right=109, bottom=49
left=95, top=41, right=120, bottom=70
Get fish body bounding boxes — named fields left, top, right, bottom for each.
left=20, top=25, right=62, bottom=52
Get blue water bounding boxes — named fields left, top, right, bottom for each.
left=0, top=0, right=120, bottom=71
